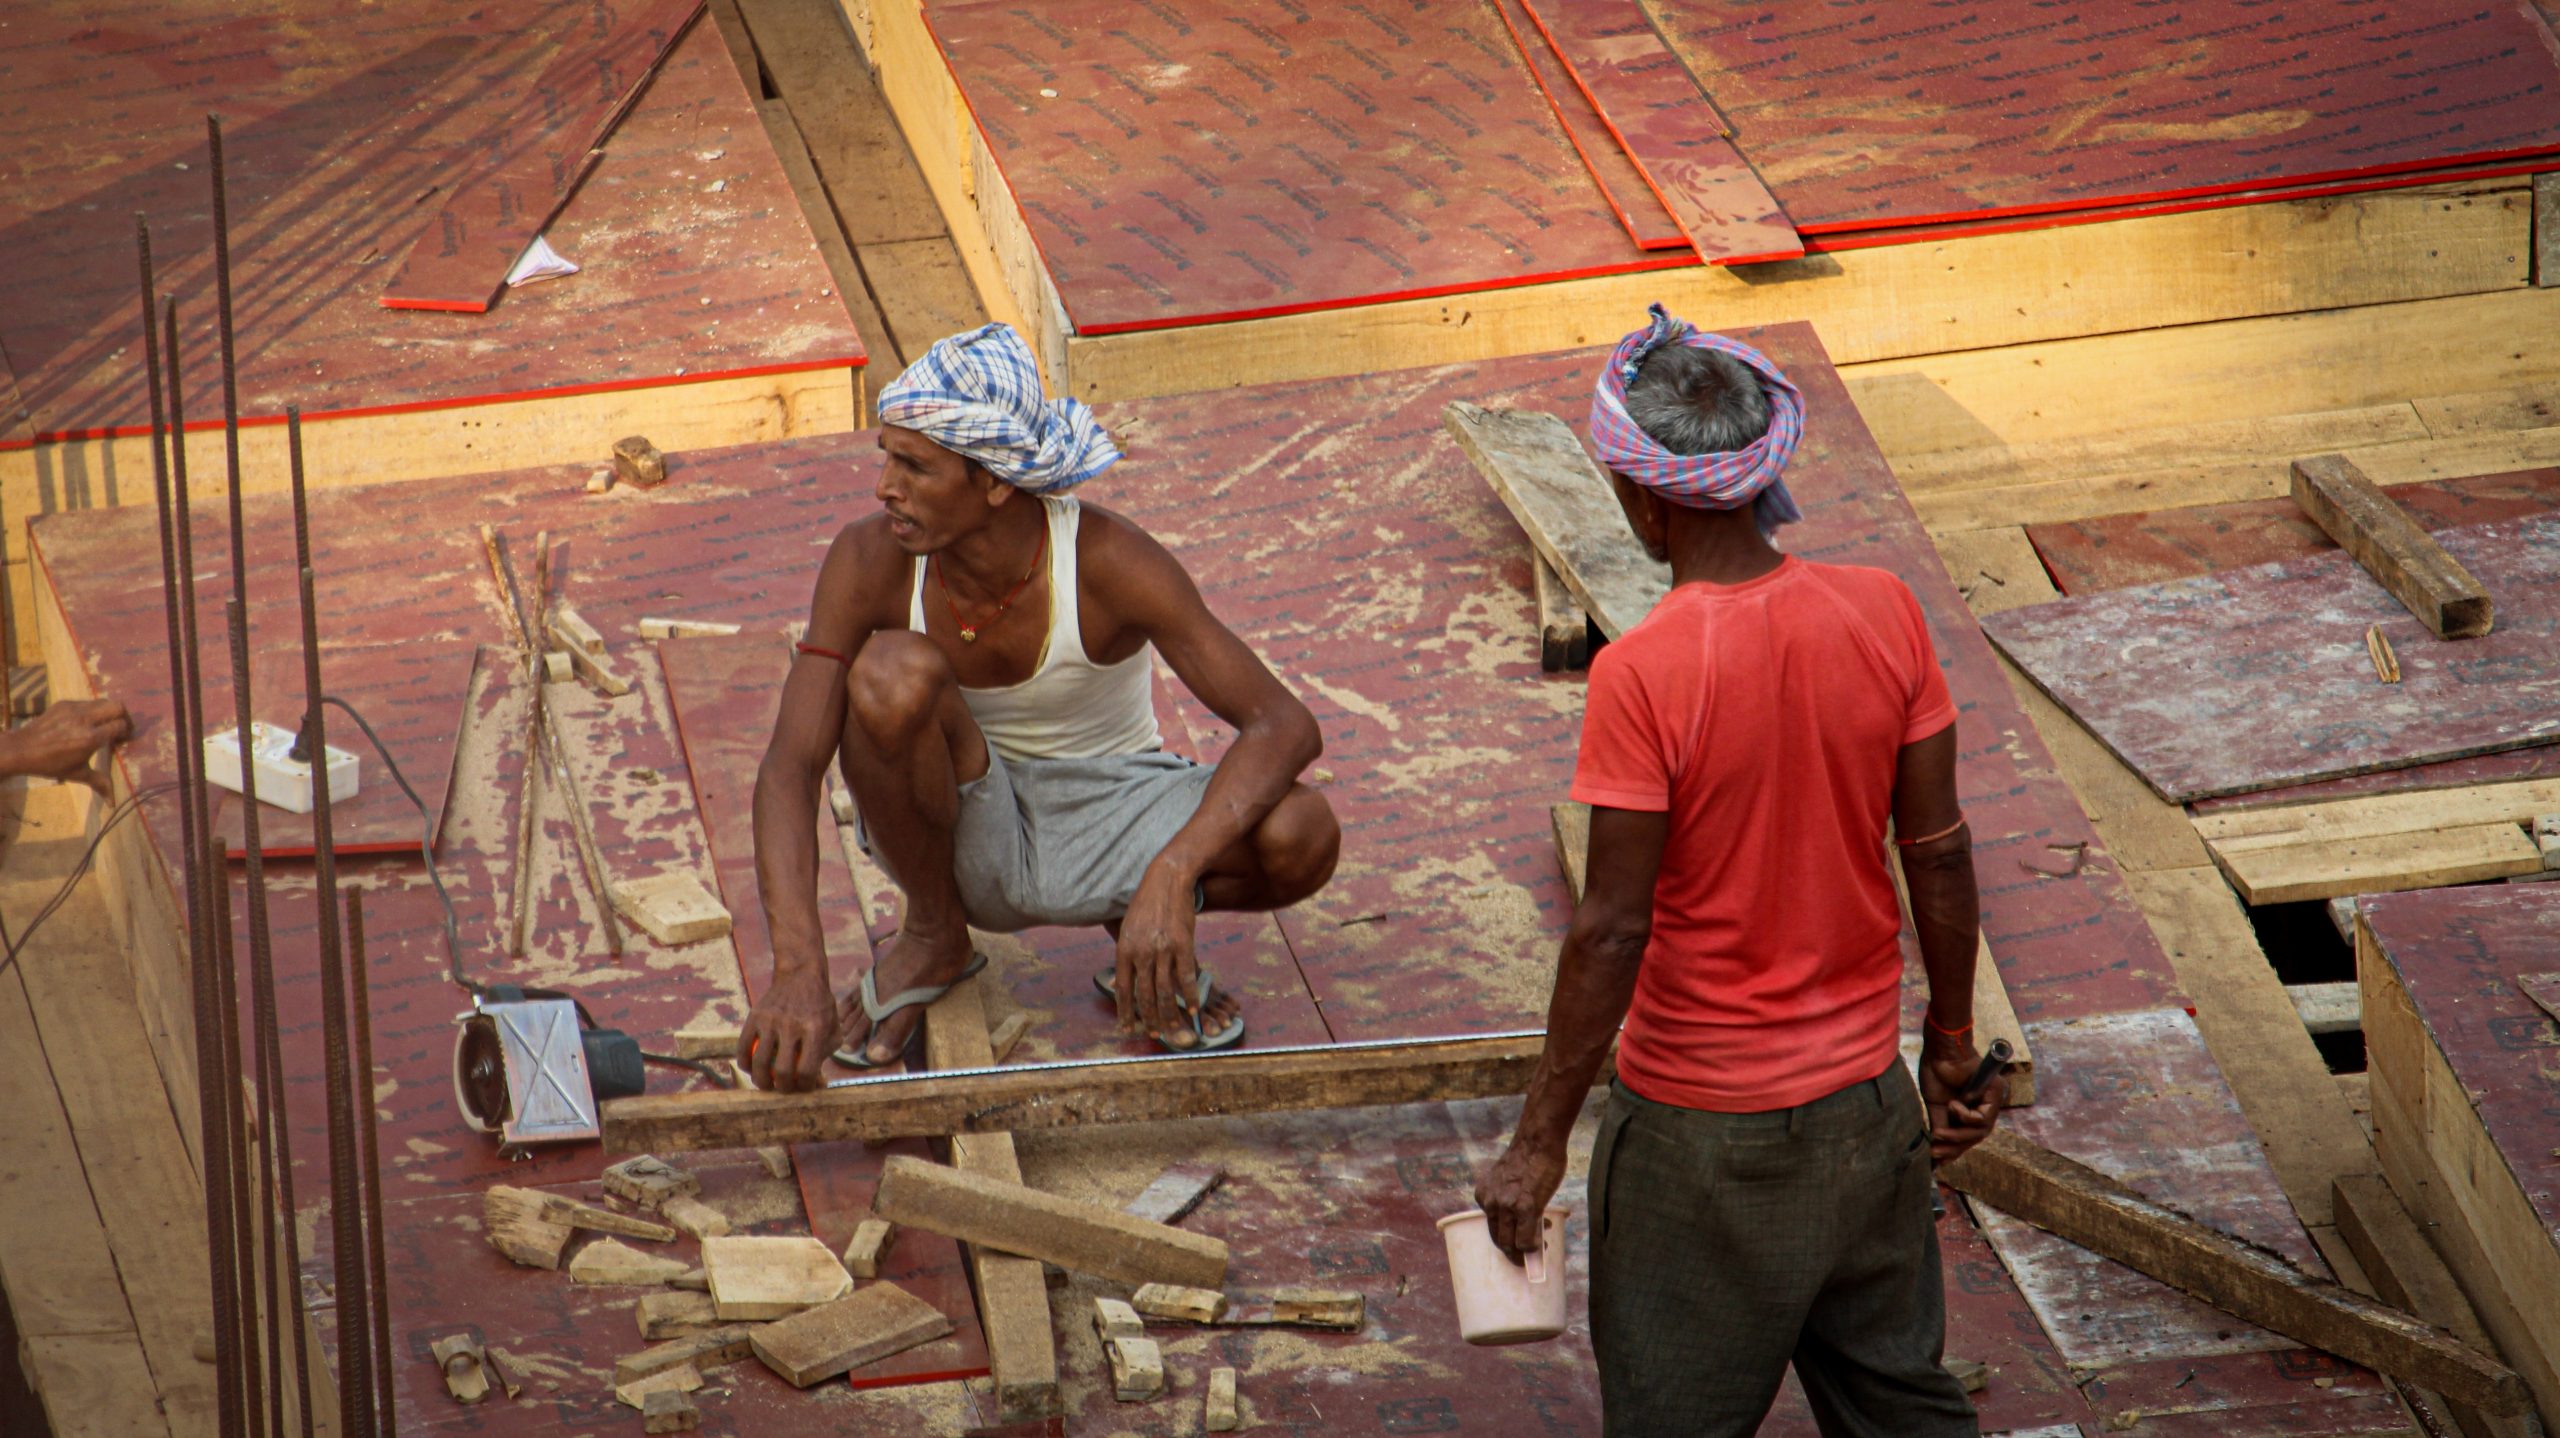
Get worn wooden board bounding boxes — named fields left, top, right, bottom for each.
left=2211, top=821, right=2545, bottom=905
left=2291, top=455, right=2496, bottom=639
left=1516, top=0, right=1801, bottom=263
left=1984, top=516, right=2560, bottom=802
left=1442, top=401, right=1664, bottom=637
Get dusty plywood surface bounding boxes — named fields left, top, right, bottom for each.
left=1986, top=516, right=2560, bottom=802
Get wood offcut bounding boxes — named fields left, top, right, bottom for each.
left=747, top=1283, right=953, bottom=1388
left=2293, top=454, right=2494, bottom=638
left=872, top=1155, right=1230, bottom=1290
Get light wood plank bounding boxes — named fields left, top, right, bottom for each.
left=2124, top=867, right=2376, bottom=1232
left=1551, top=801, right=1590, bottom=904
left=860, top=238, right=990, bottom=370
left=2196, top=778, right=2560, bottom=849
left=2286, top=981, right=2362, bottom=1036
left=1889, top=402, right=2430, bottom=492
left=1442, top=402, right=1663, bottom=638
left=747, top=1283, right=952, bottom=1388
left=17, top=1335, right=172, bottom=1438
left=1943, top=1129, right=2529, bottom=1415
left=0, top=967, right=141, bottom=1341
left=732, top=0, right=945, bottom=246
left=2211, top=822, right=2543, bottom=905
left=871, top=1155, right=1229, bottom=1290
left=2293, top=453, right=2495, bottom=638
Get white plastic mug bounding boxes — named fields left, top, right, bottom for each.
left=1436, top=1205, right=1568, bottom=1345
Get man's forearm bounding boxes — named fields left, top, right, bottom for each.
left=1516, top=931, right=1643, bottom=1149
left=1902, top=840, right=1980, bottom=1033
left=751, top=762, right=833, bottom=985
left=1148, top=719, right=1314, bottom=884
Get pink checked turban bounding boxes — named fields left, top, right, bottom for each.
left=1589, top=304, right=1804, bottom=533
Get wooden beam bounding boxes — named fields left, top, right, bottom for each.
left=2334, top=1173, right=2540, bottom=1438
left=2291, top=453, right=2495, bottom=638
left=1532, top=554, right=1591, bottom=672
left=2209, top=821, right=2543, bottom=905
left=922, top=969, right=1058, bottom=1424
left=1942, top=1129, right=2528, bottom=1415
left=602, top=1031, right=1577, bottom=1153
left=1442, top=402, right=1664, bottom=638
left=871, top=1155, right=1229, bottom=1290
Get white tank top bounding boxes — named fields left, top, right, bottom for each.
left=911, top=496, right=1162, bottom=762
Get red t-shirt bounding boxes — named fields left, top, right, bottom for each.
left=1571, top=556, right=1956, bottom=1113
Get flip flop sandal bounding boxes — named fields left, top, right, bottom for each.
left=833, top=951, right=989, bottom=1069
left=1091, top=968, right=1248, bottom=1053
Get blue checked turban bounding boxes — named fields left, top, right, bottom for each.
left=875, top=323, right=1120, bottom=494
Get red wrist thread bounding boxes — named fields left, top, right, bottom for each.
left=1925, top=1013, right=1972, bottom=1038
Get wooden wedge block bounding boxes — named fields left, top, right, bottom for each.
left=542, top=650, right=572, bottom=683
left=636, top=1290, right=720, bottom=1340
left=748, top=1283, right=953, bottom=1388
left=1124, top=1165, right=1223, bottom=1227
left=547, top=603, right=606, bottom=658
left=641, top=1388, right=699, bottom=1434
left=669, top=1268, right=707, bottom=1292
left=1107, top=1336, right=1164, bottom=1401
left=1092, top=1298, right=1144, bottom=1341
left=755, top=1146, right=792, bottom=1179
left=873, top=1155, right=1229, bottom=1290
left=639, top=617, right=743, bottom=639
left=1945, top=1356, right=1989, bottom=1393
left=601, top=1156, right=700, bottom=1210
left=510, top=1187, right=677, bottom=1242
left=842, top=1218, right=894, bottom=1279
left=429, top=1333, right=490, bottom=1404
left=1131, top=1283, right=1227, bottom=1324
left=568, top=1238, right=693, bottom=1287
left=556, top=635, right=633, bottom=697
left=702, top=1235, right=852, bottom=1320
left=613, top=1326, right=759, bottom=1385
left=987, top=1010, right=1032, bottom=1063
left=1207, top=1366, right=1239, bottom=1431
left=482, top=1187, right=574, bottom=1269
left=2292, top=454, right=2494, bottom=638
left=1943, top=1129, right=2528, bottom=1415
left=614, top=435, right=667, bottom=488
left=660, top=1195, right=730, bottom=1240
left=610, top=873, right=733, bottom=946
left=614, top=1362, right=701, bottom=1410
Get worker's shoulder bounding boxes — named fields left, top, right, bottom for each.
left=1072, top=499, right=1183, bottom=577
left=813, top=514, right=913, bottom=603
left=1793, top=557, right=1923, bottom=613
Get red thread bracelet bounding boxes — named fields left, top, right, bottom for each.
left=1895, top=815, right=1968, bottom=847
left=1925, top=1013, right=1972, bottom=1038
left=794, top=641, right=851, bottom=666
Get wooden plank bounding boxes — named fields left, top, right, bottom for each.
left=2197, top=778, right=2560, bottom=849
left=747, top=1283, right=953, bottom=1388
left=2334, top=1172, right=2539, bottom=1438
left=751, top=93, right=900, bottom=387
left=921, top=971, right=1057, bottom=1424
left=859, top=238, right=989, bottom=371
left=871, top=1155, right=1230, bottom=1290
left=2293, top=454, right=2496, bottom=638
left=17, top=1335, right=173, bottom=1438
left=2211, top=822, right=2544, bottom=905
left=2536, top=172, right=2559, bottom=289
left=1942, top=1129, right=2529, bottom=1415
left=0, top=969, right=140, bottom=1342
left=613, top=1326, right=762, bottom=1385
left=2123, top=867, right=2377, bottom=1233
left=732, top=0, right=946, bottom=245
left=700, top=1235, right=852, bottom=1318
left=2286, top=982, right=2362, bottom=1037
left=603, top=1031, right=1579, bottom=1152
left=1891, top=403, right=2432, bottom=494
left=489, top=1183, right=680, bottom=1242
left=1928, top=527, right=2210, bottom=872
left=1532, top=553, right=1591, bottom=672
left=1442, top=401, right=1664, bottom=638
left=1551, top=801, right=1590, bottom=903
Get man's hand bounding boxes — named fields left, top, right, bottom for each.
left=737, top=966, right=840, bottom=1093
left=1476, top=1131, right=1568, bottom=1264
left=1919, top=1031, right=2007, bottom=1163
left=2, top=699, right=131, bottom=793
left=1114, top=863, right=1199, bottom=1036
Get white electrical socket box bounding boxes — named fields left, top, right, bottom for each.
left=203, top=721, right=358, bottom=814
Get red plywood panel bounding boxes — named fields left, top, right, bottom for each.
left=1486, top=0, right=1689, bottom=251
left=928, top=0, right=1679, bottom=334
left=1986, top=516, right=2560, bottom=802
left=0, top=2, right=860, bottom=446
left=1518, top=0, right=1802, bottom=263
left=380, top=0, right=706, bottom=312
left=1644, top=0, right=2560, bottom=233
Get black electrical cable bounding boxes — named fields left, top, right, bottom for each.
left=318, top=693, right=472, bottom=994
left=0, top=781, right=184, bottom=980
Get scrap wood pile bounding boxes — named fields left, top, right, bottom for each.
left=461, top=1149, right=1349, bottom=1428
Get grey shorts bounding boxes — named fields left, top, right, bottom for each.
left=862, top=747, right=1215, bottom=932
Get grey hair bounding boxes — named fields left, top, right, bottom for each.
left=1622, top=344, right=1771, bottom=456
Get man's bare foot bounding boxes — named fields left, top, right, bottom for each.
left=841, top=927, right=976, bottom=1065
left=1158, top=984, right=1243, bottom=1051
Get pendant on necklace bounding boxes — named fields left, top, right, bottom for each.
left=958, top=625, right=979, bottom=643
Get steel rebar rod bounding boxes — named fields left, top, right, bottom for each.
left=146, top=234, right=246, bottom=1438
left=498, top=532, right=624, bottom=956
left=288, top=410, right=369, bottom=1438
left=345, top=889, right=395, bottom=1437
left=209, top=861, right=262, bottom=1437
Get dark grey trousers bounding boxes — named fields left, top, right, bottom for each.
left=1587, top=1064, right=1980, bottom=1437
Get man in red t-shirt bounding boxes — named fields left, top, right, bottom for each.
left=1477, top=308, right=2005, bottom=1435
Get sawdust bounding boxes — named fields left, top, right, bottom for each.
left=2094, top=110, right=2314, bottom=145
left=1297, top=672, right=1403, bottom=734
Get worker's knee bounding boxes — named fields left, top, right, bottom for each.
left=1254, top=785, right=1340, bottom=903
left=846, top=631, right=952, bottom=746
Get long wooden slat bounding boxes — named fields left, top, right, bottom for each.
left=602, top=1032, right=1573, bottom=1153
left=2334, top=1173, right=2539, bottom=1438
left=2293, top=454, right=2496, bottom=638
left=2209, top=821, right=2543, bottom=905
left=1942, top=1129, right=2529, bottom=1415
left=871, top=1156, right=1228, bottom=1290
left=1442, top=402, right=1664, bottom=638
left=922, top=969, right=1058, bottom=1424
left=2195, top=777, right=2560, bottom=849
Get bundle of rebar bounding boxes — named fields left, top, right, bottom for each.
left=141, top=114, right=398, bottom=1438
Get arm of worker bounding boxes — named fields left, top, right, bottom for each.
left=0, top=699, right=131, bottom=794
left=1477, top=805, right=1665, bottom=1262
left=1892, top=722, right=2005, bottom=1161
left=1095, top=513, right=1323, bottom=1035
left=741, top=530, right=874, bottom=1092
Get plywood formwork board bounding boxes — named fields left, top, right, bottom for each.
left=1055, top=182, right=2536, bottom=403
left=0, top=8, right=860, bottom=444
left=0, top=966, right=147, bottom=1346
left=1485, top=0, right=1686, bottom=251
left=748, top=93, right=899, bottom=394
left=16, top=1335, right=172, bottom=1438
left=1983, top=516, right=2560, bottom=802
left=2359, top=890, right=2560, bottom=1422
